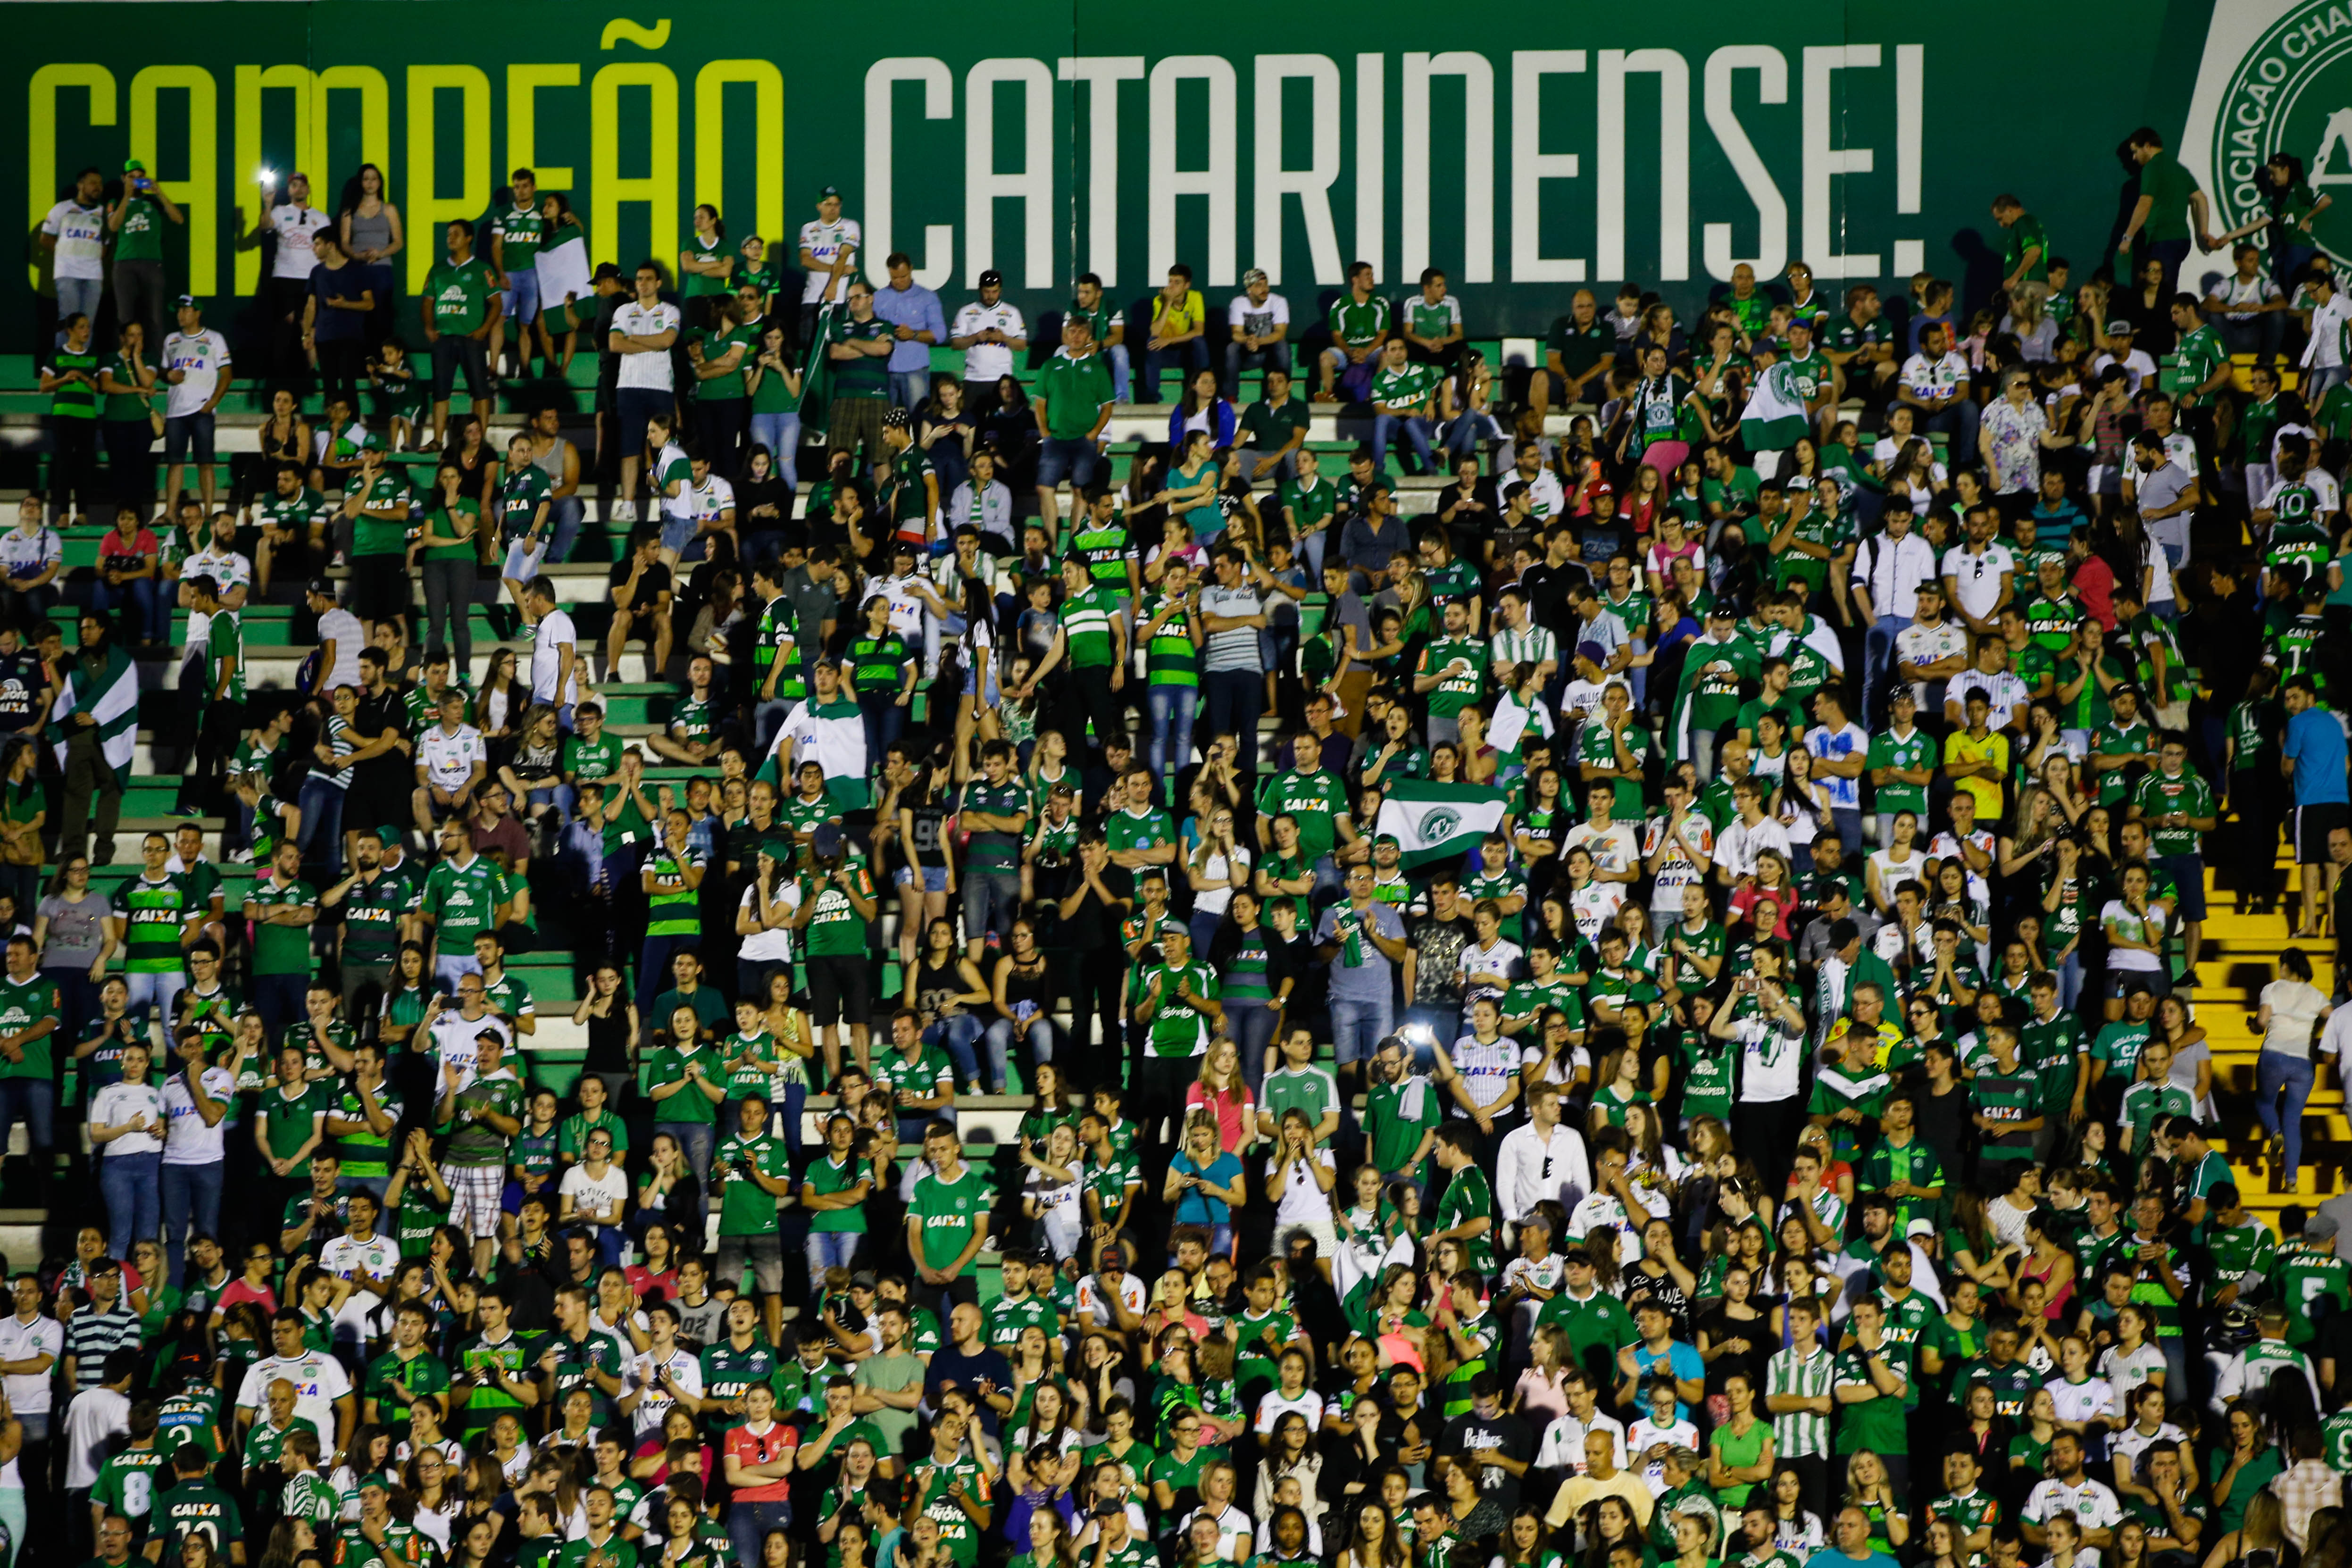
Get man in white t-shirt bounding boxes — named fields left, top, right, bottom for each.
left=950, top=269, right=1026, bottom=416
left=40, top=167, right=109, bottom=331
left=609, top=260, right=682, bottom=524
left=252, top=170, right=331, bottom=384
left=796, top=186, right=860, bottom=321
left=1226, top=269, right=1292, bottom=390
left=309, top=578, right=364, bottom=699
left=1897, top=321, right=1979, bottom=464
left=234, top=1310, right=355, bottom=1450
left=2303, top=270, right=2352, bottom=402
left=2091, top=319, right=2160, bottom=397
left=1938, top=509, right=2016, bottom=636
left=525, top=579, right=581, bottom=717
left=414, top=689, right=487, bottom=830
left=161, top=297, right=234, bottom=512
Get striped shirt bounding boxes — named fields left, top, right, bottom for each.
left=1766, top=1344, right=1835, bottom=1457
left=1492, top=624, right=1559, bottom=674
left=64, top=1303, right=142, bottom=1389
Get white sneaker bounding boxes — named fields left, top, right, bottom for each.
left=610, top=500, right=639, bottom=524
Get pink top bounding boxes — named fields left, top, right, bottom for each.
left=1184, top=1083, right=1256, bottom=1155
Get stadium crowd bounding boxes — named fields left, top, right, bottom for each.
left=10, top=120, right=2352, bottom=1568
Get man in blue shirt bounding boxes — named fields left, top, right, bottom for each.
left=1805, top=1506, right=1904, bottom=1568
left=871, top=253, right=948, bottom=413
left=2281, top=673, right=2348, bottom=937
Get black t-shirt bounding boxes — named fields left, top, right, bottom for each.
left=925, top=1345, right=1013, bottom=1430
left=1437, top=1410, right=1532, bottom=1510
left=309, top=261, right=371, bottom=343
left=608, top=557, right=675, bottom=606
left=352, top=685, right=409, bottom=781
left=1517, top=560, right=1591, bottom=638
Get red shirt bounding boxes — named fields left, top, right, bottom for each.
left=2072, top=554, right=2118, bottom=630
left=724, top=1421, right=799, bottom=1501
left=218, top=1277, right=277, bottom=1316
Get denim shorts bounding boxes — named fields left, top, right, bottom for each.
left=895, top=864, right=950, bottom=893
left=163, top=413, right=217, bottom=465
left=505, top=267, right=542, bottom=326
left=659, top=511, right=699, bottom=554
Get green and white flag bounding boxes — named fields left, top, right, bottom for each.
left=1374, top=780, right=1510, bottom=870
left=798, top=299, right=838, bottom=439
left=47, top=642, right=139, bottom=787
left=1739, top=359, right=1810, bottom=453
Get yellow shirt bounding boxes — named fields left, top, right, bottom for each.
left=1943, top=726, right=2010, bottom=819
left=1151, top=291, right=1205, bottom=338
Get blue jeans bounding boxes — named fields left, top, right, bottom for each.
left=89, top=574, right=165, bottom=644
left=1103, top=344, right=1133, bottom=403
left=2258, top=1051, right=2316, bottom=1184
left=890, top=369, right=931, bottom=413
left=1370, top=411, right=1436, bottom=475
left=0, top=1079, right=54, bottom=1167
left=959, top=871, right=1021, bottom=955
left=296, top=777, right=348, bottom=882
left=924, top=1014, right=984, bottom=1090
left=751, top=411, right=803, bottom=491
left=1921, top=400, right=1980, bottom=465
left=1329, top=995, right=1393, bottom=1069
left=98, top=1151, right=160, bottom=1258
left=806, top=1227, right=861, bottom=1293
left=730, top=1500, right=792, bottom=1568
left=1862, top=614, right=1912, bottom=728
left=545, top=496, right=584, bottom=565
left=983, top=1015, right=1063, bottom=1089
left=1140, top=338, right=1210, bottom=402
left=1148, top=684, right=1198, bottom=785
left=1225, top=340, right=1291, bottom=391
left=859, top=690, right=906, bottom=764
left=56, top=277, right=102, bottom=332
left=1224, top=998, right=1281, bottom=1095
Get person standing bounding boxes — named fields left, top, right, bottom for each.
left=250, top=171, right=330, bottom=393
left=2282, top=674, right=2348, bottom=938
left=949, top=271, right=1026, bottom=417
left=107, top=159, right=183, bottom=354
left=39, top=167, right=109, bottom=339
left=158, top=1029, right=234, bottom=1286
left=2116, top=126, right=2215, bottom=298
left=38, top=312, right=100, bottom=526
left=1032, top=315, right=1114, bottom=537
left=417, top=219, right=500, bottom=450
left=871, top=250, right=944, bottom=414
left=158, top=298, right=232, bottom=515
left=86, top=1040, right=164, bottom=1264
left=796, top=186, right=860, bottom=343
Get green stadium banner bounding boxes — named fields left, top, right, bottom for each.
left=17, top=0, right=2318, bottom=357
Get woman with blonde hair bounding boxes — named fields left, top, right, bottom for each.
left=1183, top=1039, right=1256, bottom=1157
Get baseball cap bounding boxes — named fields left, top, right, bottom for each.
left=1159, top=917, right=1188, bottom=937
left=1576, top=640, right=1607, bottom=664
left=122, top=158, right=146, bottom=173
left=376, top=824, right=404, bottom=848
left=591, top=261, right=624, bottom=283
left=848, top=1270, right=878, bottom=1290
left=812, top=823, right=847, bottom=860
left=358, top=431, right=387, bottom=453
left=820, top=184, right=842, bottom=199
left=1906, top=1218, right=1936, bottom=1238
left=882, top=407, right=912, bottom=430
left=2105, top=318, right=2135, bottom=334
left=978, top=268, right=1004, bottom=287
left=306, top=575, right=336, bottom=599
left=175, top=294, right=198, bottom=311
